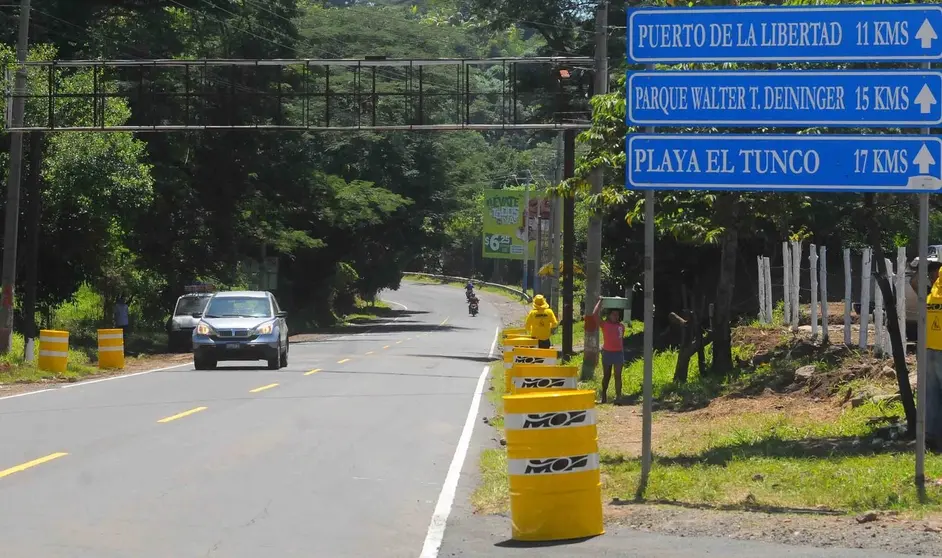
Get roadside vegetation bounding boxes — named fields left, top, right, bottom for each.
left=477, top=311, right=942, bottom=517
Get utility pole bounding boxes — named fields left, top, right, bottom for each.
left=522, top=178, right=530, bottom=296
left=550, top=132, right=564, bottom=315
left=581, top=1, right=609, bottom=381
left=23, top=131, right=42, bottom=362
left=562, top=130, right=576, bottom=357
left=0, top=0, right=33, bottom=353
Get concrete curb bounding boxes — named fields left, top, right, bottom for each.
left=404, top=272, right=532, bottom=303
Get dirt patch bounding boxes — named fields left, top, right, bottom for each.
left=477, top=289, right=528, bottom=327
left=598, top=392, right=842, bottom=459
left=605, top=503, right=942, bottom=557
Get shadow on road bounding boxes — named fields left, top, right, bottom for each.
left=494, top=536, right=600, bottom=549
left=405, top=353, right=496, bottom=364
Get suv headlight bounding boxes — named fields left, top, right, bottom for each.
left=254, top=321, right=274, bottom=336
left=196, top=322, right=215, bottom=336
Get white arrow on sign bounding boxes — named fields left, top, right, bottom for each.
left=917, top=19, right=938, bottom=49
left=916, top=84, right=938, bottom=114
left=915, top=143, right=937, bottom=175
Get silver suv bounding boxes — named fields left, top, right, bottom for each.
left=191, top=291, right=289, bottom=370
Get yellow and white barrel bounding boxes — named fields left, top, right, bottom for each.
left=501, top=327, right=528, bottom=340
left=38, top=330, right=69, bottom=373
left=508, top=364, right=578, bottom=394
left=503, top=336, right=539, bottom=352
left=503, top=347, right=560, bottom=369
left=503, top=348, right=560, bottom=393
left=503, top=389, right=604, bottom=541
left=97, top=329, right=125, bottom=369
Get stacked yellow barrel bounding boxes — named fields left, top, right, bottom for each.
left=497, top=324, right=600, bottom=541
left=38, top=330, right=69, bottom=373
left=97, top=329, right=125, bottom=369
left=503, top=390, right=604, bottom=541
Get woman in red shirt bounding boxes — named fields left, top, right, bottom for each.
left=593, top=296, right=625, bottom=404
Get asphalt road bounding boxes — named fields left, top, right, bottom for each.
left=0, top=281, right=499, bottom=558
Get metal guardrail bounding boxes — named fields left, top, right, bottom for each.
left=403, top=272, right=533, bottom=303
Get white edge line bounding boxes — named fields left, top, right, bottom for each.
left=419, top=326, right=499, bottom=558
left=382, top=299, right=408, bottom=323
left=0, top=361, right=194, bottom=401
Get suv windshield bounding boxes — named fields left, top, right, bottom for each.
left=175, top=296, right=210, bottom=316
left=204, top=296, right=271, bottom=318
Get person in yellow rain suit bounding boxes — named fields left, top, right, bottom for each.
left=525, top=295, right=558, bottom=349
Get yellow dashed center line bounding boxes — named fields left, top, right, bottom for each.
left=0, top=452, right=68, bottom=479
left=305, top=368, right=322, bottom=376
left=383, top=345, right=390, bottom=349
left=157, top=406, right=208, bottom=423
left=440, top=317, right=449, bottom=326
left=250, top=383, right=279, bottom=393
left=338, top=358, right=351, bottom=364
left=396, top=340, right=403, bottom=344
left=365, top=351, right=374, bottom=355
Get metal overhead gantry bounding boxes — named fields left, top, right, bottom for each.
left=4, top=57, right=594, bottom=132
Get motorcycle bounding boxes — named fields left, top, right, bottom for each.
left=465, top=289, right=474, bottom=302
left=469, top=298, right=479, bottom=316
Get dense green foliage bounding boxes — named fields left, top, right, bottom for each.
left=0, top=0, right=569, bottom=334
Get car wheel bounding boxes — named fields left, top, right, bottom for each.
left=267, top=348, right=281, bottom=370
left=194, top=356, right=216, bottom=370
left=280, top=342, right=288, bottom=368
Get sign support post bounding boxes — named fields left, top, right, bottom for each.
left=628, top=4, right=942, bottom=493
left=639, top=62, right=655, bottom=496
left=918, top=60, right=932, bottom=487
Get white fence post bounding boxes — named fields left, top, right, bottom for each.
left=764, top=257, right=774, bottom=323
left=859, top=248, right=872, bottom=350
left=792, top=240, right=802, bottom=332
left=874, top=267, right=884, bottom=355
left=897, top=247, right=907, bottom=349
left=757, top=255, right=767, bottom=324
left=783, top=241, right=792, bottom=324
left=820, top=246, right=828, bottom=344
left=843, top=248, right=852, bottom=345
left=810, top=244, right=819, bottom=340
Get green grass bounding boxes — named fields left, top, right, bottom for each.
left=0, top=332, right=99, bottom=384
left=342, top=299, right=392, bottom=324
left=472, top=361, right=511, bottom=513
left=604, top=400, right=942, bottom=513
left=402, top=274, right=529, bottom=303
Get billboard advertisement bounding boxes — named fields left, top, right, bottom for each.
left=482, top=189, right=550, bottom=260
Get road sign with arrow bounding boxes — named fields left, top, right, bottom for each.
left=628, top=5, right=942, bottom=63
left=626, top=135, right=942, bottom=193
left=627, top=71, right=942, bottom=127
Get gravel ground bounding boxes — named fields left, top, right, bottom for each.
left=607, top=503, right=942, bottom=556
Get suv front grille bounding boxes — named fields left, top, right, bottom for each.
left=218, top=329, right=251, bottom=338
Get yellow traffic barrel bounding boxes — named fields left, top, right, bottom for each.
left=38, top=330, right=69, bottom=373
left=97, top=329, right=125, bottom=369
left=928, top=276, right=942, bottom=351
left=501, top=327, right=527, bottom=339
left=503, top=337, right=539, bottom=352
left=503, top=348, right=561, bottom=393
left=509, top=364, right=578, bottom=394
left=503, top=347, right=560, bottom=369
left=503, top=389, right=604, bottom=541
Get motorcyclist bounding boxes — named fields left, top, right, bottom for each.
left=465, top=281, right=475, bottom=301
left=468, top=292, right=480, bottom=315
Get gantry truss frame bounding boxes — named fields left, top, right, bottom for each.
left=4, top=57, right=595, bottom=132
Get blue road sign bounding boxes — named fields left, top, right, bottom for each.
left=626, top=71, right=942, bottom=128
left=628, top=5, right=942, bottom=63
left=626, top=135, right=942, bottom=193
